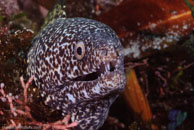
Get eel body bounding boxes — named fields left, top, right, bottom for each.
left=27, top=1, right=126, bottom=129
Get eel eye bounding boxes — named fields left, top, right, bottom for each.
left=74, top=41, right=85, bottom=60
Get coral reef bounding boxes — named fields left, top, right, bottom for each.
left=0, top=76, right=77, bottom=129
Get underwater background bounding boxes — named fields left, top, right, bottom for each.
left=0, top=0, right=194, bottom=129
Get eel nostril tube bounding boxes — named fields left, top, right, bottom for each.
left=118, top=48, right=129, bottom=56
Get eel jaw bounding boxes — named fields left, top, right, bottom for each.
left=72, top=60, right=120, bottom=82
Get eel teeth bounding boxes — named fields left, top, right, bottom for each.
left=107, top=63, right=110, bottom=71
left=105, top=65, right=108, bottom=72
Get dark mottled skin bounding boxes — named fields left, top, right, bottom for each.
left=27, top=17, right=126, bottom=130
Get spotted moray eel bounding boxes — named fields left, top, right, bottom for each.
left=27, top=1, right=126, bottom=130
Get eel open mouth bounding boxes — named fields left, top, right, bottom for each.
left=72, top=61, right=117, bottom=81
